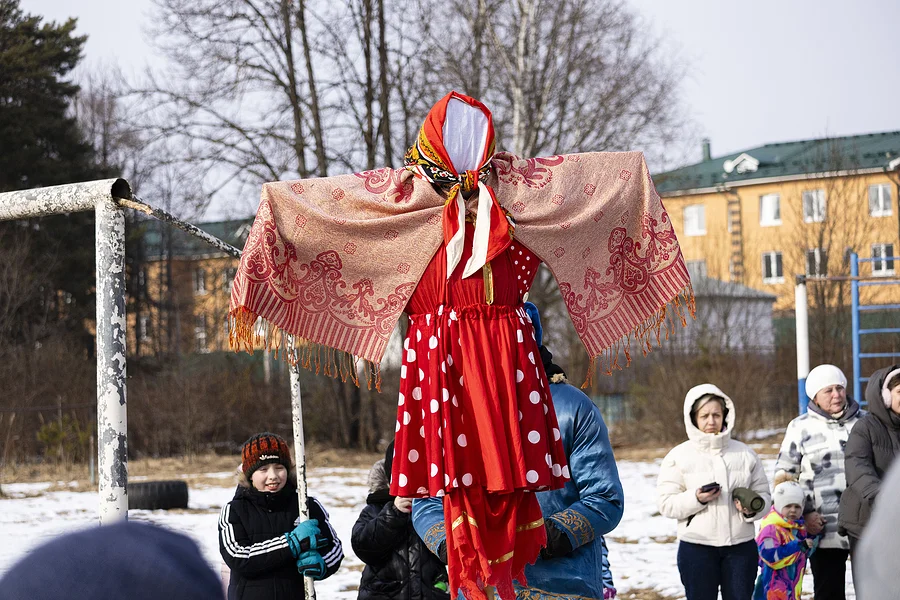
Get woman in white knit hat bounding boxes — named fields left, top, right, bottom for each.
left=775, top=364, right=862, bottom=600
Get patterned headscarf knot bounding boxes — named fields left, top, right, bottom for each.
left=461, top=169, right=478, bottom=193
left=404, top=92, right=510, bottom=280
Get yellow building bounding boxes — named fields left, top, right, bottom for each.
left=129, top=219, right=251, bottom=357
left=655, top=133, right=900, bottom=311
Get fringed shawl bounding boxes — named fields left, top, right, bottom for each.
left=229, top=150, right=693, bottom=384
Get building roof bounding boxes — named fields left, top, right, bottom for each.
left=655, top=131, right=900, bottom=195
left=692, top=276, right=776, bottom=301
left=143, top=217, right=254, bottom=259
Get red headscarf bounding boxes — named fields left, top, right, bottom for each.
left=405, top=92, right=512, bottom=280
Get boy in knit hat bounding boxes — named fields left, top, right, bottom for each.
left=218, top=432, right=344, bottom=600
left=753, top=472, right=819, bottom=600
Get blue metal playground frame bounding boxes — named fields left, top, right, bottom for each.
left=850, top=252, right=900, bottom=405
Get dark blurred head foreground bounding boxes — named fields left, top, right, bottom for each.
left=0, top=521, right=222, bottom=600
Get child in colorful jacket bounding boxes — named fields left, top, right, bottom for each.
left=753, top=472, right=819, bottom=600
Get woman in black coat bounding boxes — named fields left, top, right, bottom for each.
left=839, top=364, right=900, bottom=563
left=352, top=442, right=450, bottom=600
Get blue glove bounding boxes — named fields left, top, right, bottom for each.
left=296, top=549, right=327, bottom=580
left=284, top=519, right=320, bottom=558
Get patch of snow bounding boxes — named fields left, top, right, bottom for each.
left=740, top=427, right=786, bottom=441
left=0, top=460, right=855, bottom=598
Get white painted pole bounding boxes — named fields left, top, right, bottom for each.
left=95, top=198, right=128, bottom=523
left=289, top=362, right=316, bottom=600
left=0, top=179, right=128, bottom=219
left=795, top=277, right=810, bottom=414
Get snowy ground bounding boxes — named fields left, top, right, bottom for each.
left=0, top=456, right=855, bottom=599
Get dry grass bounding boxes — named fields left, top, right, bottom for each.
left=649, top=535, right=677, bottom=544
left=611, top=446, right=670, bottom=462
left=1, top=439, right=688, bottom=490
left=618, top=589, right=680, bottom=600
left=0, top=443, right=381, bottom=486
left=608, top=536, right=640, bottom=545
left=608, top=535, right=676, bottom=545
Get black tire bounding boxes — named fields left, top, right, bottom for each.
left=128, top=480, right=189, bottom=510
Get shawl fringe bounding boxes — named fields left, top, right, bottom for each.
left=228, top=306, right=383, bottom=391
left=582, top=282, right=696, bottom=389
left=229, top=281, right=694, bottom=395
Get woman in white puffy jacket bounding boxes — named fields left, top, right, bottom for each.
left=657, top=384, right=771, bottom=600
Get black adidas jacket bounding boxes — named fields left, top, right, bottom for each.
left=219, top=481, right=343, bottom=600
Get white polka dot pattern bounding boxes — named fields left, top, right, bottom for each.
left=387, top=242, right=569, bottom=499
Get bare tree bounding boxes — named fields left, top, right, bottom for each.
left=782, top=141, right=870, bottom=368
left=134, top=0, right=332, bottom=209
left=0, top=228, right=51, bottom=350
left=418, top=0, right=687, bottom=161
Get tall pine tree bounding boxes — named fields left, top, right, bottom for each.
left=0, top=0, right=101, bottom=348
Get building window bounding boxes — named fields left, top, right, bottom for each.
left=683, top=204, right=706, bottom=236
left=138, top=315, right=151, bottom=343
left=759, top=193, right=781, bottom=226
left=869, top=184, right=893, bottom=217
left=193, top=268, right=207, bottom=295
left=222, top=267, right=238, bottom=292
left=872, top=243, right=895, bottom=276
left=686, top=259, right=707, bottom=280
left=806, top=248, right=827, bottom=278
left=195, top=316, right=208, bottom=353
left=762, top=251, right=783, bottom=284
left=802, top=189, right=826, bottom=223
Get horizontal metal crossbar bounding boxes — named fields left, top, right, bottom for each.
left=859, top=304, right=900, bottom=311
left=860, top=279, right=900, bottom=286
left=0, top=179, right=131, bottom=220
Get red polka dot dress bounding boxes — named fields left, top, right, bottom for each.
left=390, top=222, right=569, bottom=599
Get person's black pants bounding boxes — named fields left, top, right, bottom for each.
left=809, top=546, right=851, bottom=600
left=677, top=539, right=758, bottom=600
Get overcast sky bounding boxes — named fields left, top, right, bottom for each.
left=20, top=0, right=900, bottom=208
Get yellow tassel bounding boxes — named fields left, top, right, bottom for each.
left=483, top=263, right=494, bottom=305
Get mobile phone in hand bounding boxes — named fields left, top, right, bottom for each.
left=699, top=482, right=720, bottom=493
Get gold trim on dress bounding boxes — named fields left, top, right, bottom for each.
left=489, top=550, right=514, bottom=565
left=516, top=517, right=545, bottom=532
left=451, top=512, right=479, bottom=530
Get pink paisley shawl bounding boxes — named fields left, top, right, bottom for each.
left=229, top=151, right=693, bottom=381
